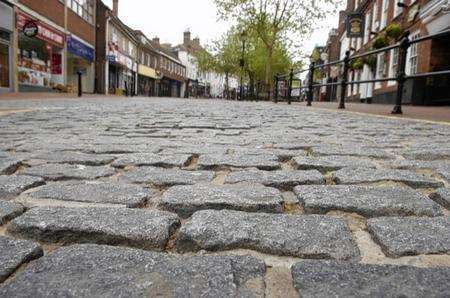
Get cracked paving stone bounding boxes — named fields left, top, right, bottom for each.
left=31, top=151, right=116, bottom=166
left=160, top=183, right=284, bottom=218
left=0, top=175, right=45, bottom=200
left=332, top=167, right=444, bottom=188
left=120, top=166, right=214, bottom=186
left=0, top=244, right=266, bottom=297
left=294, top=185, right=443, bottom=217
left=0, top=236, right=43, bottom=283
left=224, top=169, right=325, bottom=189
left=367, top=216, right=450, bottom=257
left=19, top=164, right=116, bottom=181
left=292, top=155, right=377, bottom=172
left=430, top=188, right=450, bottom=209
left=7, top=207, right=180, bottom=250
left=176, top=209, right=359, bottom=260
left=197, top=154, right=280, bottom=170
left=0, top=201, right=24, bottom=225
left=0, top=157, right=22, bottom=175
left=27, top=181, right=156, bottom=208
left=291, top=260, right=450, bottom=297
left=112, top=153, right=191, bottom=168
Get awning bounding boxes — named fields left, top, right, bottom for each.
left=138, top=64, right=157, bottom=79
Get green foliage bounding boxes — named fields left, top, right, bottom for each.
left=386, top=23, right=403, bottom=40
left=372, top=35, right=388, bottom=49
left=349, top=57, right=364, bottom=70
left=363, top=55, right=377, bottom=71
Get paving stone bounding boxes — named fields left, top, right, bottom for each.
left=8, top=207, right=180, bottom=250
left=430, top=188, right=450, bottom=209
left=367, top=216, right=450, bottom=257
left=198, top=154, right=280, bottom=170
left=20, top=164, right=116, bottom=181
left=294, top=185, right=443, bottom=217
left=0, top=175, right=45, bottom=199
left=332, top=167, right=444, bottom=188
left=224, top=169, right=324, bottom=189
left=0, top=244, right=266, bottom=297
left=0, top=157, right=21, bottom=175
left=0, top=201, right=24, bottom=225
left=292, top=155, right=377, bottom=172
left=0, top=236, right=43, bottom=282
left=120, top=166, right=214, bottom=186
left=112, top=153, right=191, bottom=168
left=402, top=148, right=450, bottom=160
left=177, top=210, right=359, bottom=260
left=291, top=260, right=450, bottom=297
left=32, top=151, right=116, bottom=166
left=160, top=183, right=284, bottom=218
left=28, top=181, right=156, bottom=208
left=311, top=144, right=394, bottom=159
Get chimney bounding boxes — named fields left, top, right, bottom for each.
left=183, top=30, right=191, bottom=46
left=193, top=37, right=200, bottom=46
left=112, top=0, right=119, bottom=16
left=152, top=37, right=160, bottom=45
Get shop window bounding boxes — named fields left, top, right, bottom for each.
left=69, top=0, right=94, bottom=24
left=0, top=43, right=9, bottom=88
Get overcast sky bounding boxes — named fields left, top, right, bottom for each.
left=102, top=0, right=343, bottom=60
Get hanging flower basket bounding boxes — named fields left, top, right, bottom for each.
left=372, top=36, right=388, bottom=49
left=363, top=55, right=377, bottom=71
left=386, top=23, right=403, bottom=40
left=349, top=58, right=364, bottom=70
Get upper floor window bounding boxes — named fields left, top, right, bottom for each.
left=394, top=0, right=402, bottom=18
left=407, top=32, right=420, bottom=75
left=69, top=0, right=94, bottom=24
left=380, top=0, right=389, bottom=29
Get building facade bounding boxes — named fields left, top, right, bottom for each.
left=135, top=31, right=159, bottom=97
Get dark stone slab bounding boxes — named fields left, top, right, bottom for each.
left=32, top=151, right=115, bottom=166
left=198, top=154, right=280, bottom=170
left=0, top=175, right=45, bottom=199
left=0, top=244, right=266, bottom=297
left=20, top=164, right=116, bottom=181
left=160, top=183, right=284, bottom=218
left=120, top=166, right=214, bottom=186
left=0, top=236, right=43, bottom=282
left=177, top=210, right=359, bottom=260
left=292, top=155, right=377, bottom=172
left=430, top=188, right=450, bottom=209
left=0, top=157, right=21, bottom=175
left=367, top=216, right=450, bottom=257
left=8, top=207, right=180, bottom=250
left=291, top=260, right=450, bottom=297
left=224, top=169, right=324, bottom=189
left=112, top=153, right=191, bottom=168
left=0, top=201, right=24, bottom=225
left=332, top=167, right=444, bottom=188
left=294, top=185, right=443, bottom=217
left=28, top=181, right=156, bottom=207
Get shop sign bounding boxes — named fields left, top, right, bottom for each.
left=16, top=11, right=64, bottom=47
left=346, top=13, right=365, bottom=38
left=67, top=35, right=94, bottom=63
left=23, top=21, right=38, bottom=38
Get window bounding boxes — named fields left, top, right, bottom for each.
left=380, top=0, right=389, bottom=29
left=363, top=10, right=371, bottom=44
left=394, top=0, right=402, bottom=18
left=407, top=32, right=420, bottom=75
left=372, top=2, right=379, bottom=31
left=375, top=53, right=386, bottom=88
left=388, top=48, right=398, bottom=86
left=69, top=0, right=94, bottom=24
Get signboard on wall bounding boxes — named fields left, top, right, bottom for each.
left=16, top=11, right=64, bottom=47
left=346, top=13, right=365, bottom=38
left=67, top=35, right=94, bottom=63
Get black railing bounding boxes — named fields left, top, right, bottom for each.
left=274, top=29, right=450, bottom=114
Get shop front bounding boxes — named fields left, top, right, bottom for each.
left=66, top=34, right=94, bottom=93
left=107, top=43, right=137, bottom=96
left=137, top=64, right=156, bottom=97
left=0, top=2, right=13, bottom=93
left=16, top=11, right=65, bottom=92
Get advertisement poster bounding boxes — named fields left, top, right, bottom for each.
left=51, top=53, right=62, bottom=74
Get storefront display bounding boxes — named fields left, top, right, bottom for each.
left=107, top=40, right=137, bottom=95
left=16, top=11, right=65, bottom=91
left=67, top=35, right=94, bottom=93
left=0, top=2, right=13, bottom=92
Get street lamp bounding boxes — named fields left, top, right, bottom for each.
left=239, top=30, right=247, bottom=101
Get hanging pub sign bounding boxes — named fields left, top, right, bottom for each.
left=346, top=13, right=365, bottom=38
left=23, top=20, right=38, bottom=38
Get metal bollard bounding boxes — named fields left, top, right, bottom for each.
left=339, top=50, right=350, bottom=109
left=392, top=33, right=410, bottom=114
left=307, top=62, right=315, bottom=106
left=287, top=69, right=293, bottom=105
left=77, top=71, right=82, bottom=97
left=274, top=74, right=279, bottom=103
left=124, top=81, right=128, bottom=97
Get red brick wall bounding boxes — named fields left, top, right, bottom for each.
left=67, top=9, right=95, bottom=45
left=19, top=0, right=64, bottom=27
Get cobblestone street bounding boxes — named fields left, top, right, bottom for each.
left=0, top=97, right=449, bottom=297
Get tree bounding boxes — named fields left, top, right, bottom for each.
left=214, top=0, right=338, bottom=100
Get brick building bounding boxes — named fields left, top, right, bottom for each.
left=134, top=30, right=159, bottom=97
left=4, top=0, right=96, bottom=93
left=326, top=0, right=449, bottom=105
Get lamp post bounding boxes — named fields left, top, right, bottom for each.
left=239, top=30, right=247, bottom=101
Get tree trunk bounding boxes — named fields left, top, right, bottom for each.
left=265, top=46, right=273, bottom=101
